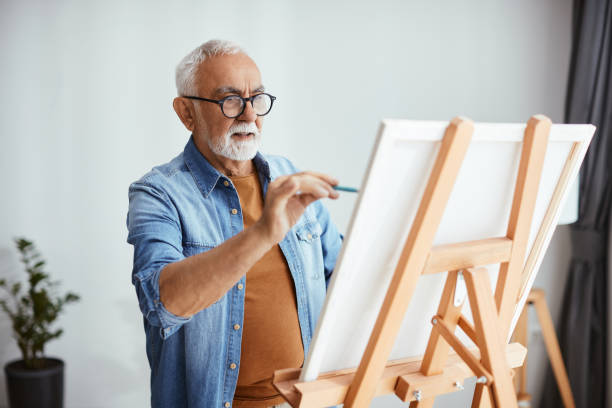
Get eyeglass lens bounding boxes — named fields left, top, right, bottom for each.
left=222, top=94, right=273, bottom=117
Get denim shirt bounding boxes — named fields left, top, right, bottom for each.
left=126, top=136, right=343, bottom=408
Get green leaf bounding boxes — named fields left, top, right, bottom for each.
left=10, top=282, right=21, bottom=296
left=15, top=238, right=32, bottom=252
left=29, top=272, right=47, bottom=288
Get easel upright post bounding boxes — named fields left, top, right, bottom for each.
left=343, top=117, right=474, bottom=407
left=412, top=116, right=550, bottom=408
left=495, top=115, right=551, bottom=335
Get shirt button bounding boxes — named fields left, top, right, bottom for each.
left=233, top=324, right=240, bottom=331
left=307, top=233, right=313, bottom=240
left=223, top=180, right=230, bottom=187
left=237, top=283, right=244, bottom=290
left=224, top=402, right=231, bottom=408
left=231, top=209, right=238, bottom=215
left=230, top=362, right=237, bottom=370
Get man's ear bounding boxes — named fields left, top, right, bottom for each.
left=173, top=97, right=196, bottom=131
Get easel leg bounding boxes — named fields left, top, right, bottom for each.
left=512, top=304, right=531, bottom=406
left=464, top=268, right=518, bottom=408
left=530, top=289, right=575, bottom=408
left=344, top=118, right=474, bottom=408
left=411, top=271, right=464, bottom=408
left=472, top=383, right=494, bottom=408
left=410, top=399, right=435, bottom=408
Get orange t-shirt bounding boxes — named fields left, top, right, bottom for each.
left=231, top=172, right=304, bottom=408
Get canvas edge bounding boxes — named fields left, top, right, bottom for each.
left=299, top=121, right=391, bottom=381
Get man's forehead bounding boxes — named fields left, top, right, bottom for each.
left=196, top=53, right=262, bottom=94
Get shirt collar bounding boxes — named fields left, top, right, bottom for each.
left=183, top=135, right=271, bottom=198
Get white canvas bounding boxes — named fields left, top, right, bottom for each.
left=301, top=119, right=595, bottom=382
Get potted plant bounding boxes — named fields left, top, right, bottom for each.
left=0, top=238, right=79, bottom=408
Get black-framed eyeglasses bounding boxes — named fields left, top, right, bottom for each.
left=183, top=93, right=276, bottom=119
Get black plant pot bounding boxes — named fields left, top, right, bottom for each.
left=4, top=358, right=64, bottom=408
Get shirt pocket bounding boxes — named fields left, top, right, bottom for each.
left=295, top=221, right=325, bottom=280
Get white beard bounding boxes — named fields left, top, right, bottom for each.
left=208, top=122, right=261, bottom=161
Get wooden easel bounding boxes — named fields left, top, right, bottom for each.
left=512, top=288, right=575, bottom=408
left=273, top=115, right=553, bottom=407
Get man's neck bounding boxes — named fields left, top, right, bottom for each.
left=194, top=136, right=255, bottom=177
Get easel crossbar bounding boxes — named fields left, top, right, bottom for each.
left=423, top=237, right=512, bottom=275
left=272, top=343, right=526, bottom=407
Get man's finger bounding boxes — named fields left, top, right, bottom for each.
left=300, top=171, right=338, bottom=187
left=295, top=177, right=331, bottom=198
left=297, top=193, right=320, bottom=208
left=274, top=177, right=302, bottom=203
left=298, top=174, right=338, bottom=199
left=268, top=174, right=337, bottom=205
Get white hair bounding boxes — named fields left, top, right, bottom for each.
left=175, top=39, right=245, bottom=96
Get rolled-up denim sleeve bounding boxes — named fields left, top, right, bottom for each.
left=126, top=180, right=191, bottom=339
left=313, top=200, right=344, bottom=288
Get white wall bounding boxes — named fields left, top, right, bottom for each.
left=0, top=0, right=573, bottom=406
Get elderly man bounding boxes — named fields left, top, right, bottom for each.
left=126, top=39, right=343, bottom=408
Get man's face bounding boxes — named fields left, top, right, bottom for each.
left=190, top=53, right=264, bottom=162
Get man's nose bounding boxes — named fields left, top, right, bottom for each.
left=238, top=100, right=257, bottom=122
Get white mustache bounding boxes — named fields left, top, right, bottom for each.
left=209, top=121, right=261, bottom=161
left=228, top=122, right=259, bottom=136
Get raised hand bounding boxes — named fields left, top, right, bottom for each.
left=256, top=172, right=339, bottom=245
